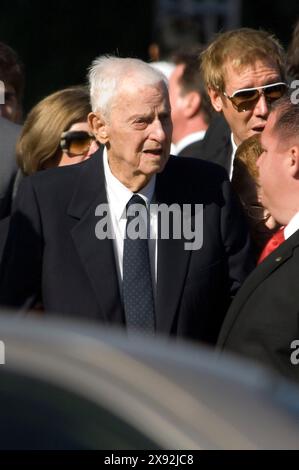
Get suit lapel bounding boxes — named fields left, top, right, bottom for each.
left=68, top=149, right=124, bottom=325
left=67, top=152, right=194, bottom=331
left=219, top=231, right=299, bottom=345
left=155, top=161, right=192, bottom=333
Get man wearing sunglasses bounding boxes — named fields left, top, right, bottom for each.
left=200, top=28, right=287, bottom=178
left=218, top=96, right=299, bottom=383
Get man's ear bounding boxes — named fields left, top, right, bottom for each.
left=184, top=91, right=201, bottom=118
left=88, top=112, right=109, bottom=144
left=208, top=87, right=223, bottom=113
left=288, top=145, right=299, bottom=178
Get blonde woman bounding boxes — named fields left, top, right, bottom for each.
left=16, top=86, right=97, bottom=176
left=0, top=87, right=98, bottom=262
left=232, top=134, right=279, bottom=257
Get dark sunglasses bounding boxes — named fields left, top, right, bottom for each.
left=60, top=130, right=95, bottom=157
left=223, top=82, right=288, bottom=112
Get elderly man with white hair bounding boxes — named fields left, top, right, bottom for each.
left=0, top=56, right=253, bottom=344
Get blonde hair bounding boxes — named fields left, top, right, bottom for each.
left=232, top=134, right=279, bottom=255
left=233, top=134, right=263, bottom=187
left=201, top=28, right=286, bottom=93
left=17, top=86, right=91, bottom=175
left=232, top=135, right=263, bottom=202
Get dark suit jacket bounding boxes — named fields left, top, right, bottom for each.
left=217, top=229, right=299, bottom=382
left=177, top=139, right=204, bottom=158
left=0, top=117, right=21, bottom=219
left=199, top=114, right=232, bottom=174
left=0, top=149, right=253, bottom=344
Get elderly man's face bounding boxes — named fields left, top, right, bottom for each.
left=209, top=59, right=282, bottom=146
left=93, top=80, right=172, bottom=190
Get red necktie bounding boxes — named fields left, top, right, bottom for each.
left=258, top=227, right=285, bottom=264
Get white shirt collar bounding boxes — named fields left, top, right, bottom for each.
left=229, top=133, right=238, bottom=180
left=172, top=130, right=206, bottom=156
left=103, top=146, right=156, bottom=221
left=284, top=211, right=299, bottom=240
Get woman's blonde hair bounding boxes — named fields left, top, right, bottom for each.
left=233, top=134, right=263, bottom=184
left=17, top=86, right=91, bottom=175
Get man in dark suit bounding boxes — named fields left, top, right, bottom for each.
left=0, top=56, right=253, bottom=344
left=0, top=116, right=20, bottom=219
left=0, top=41, right=24, bottom=124
left=200, top=28, right=287, bottom=178
left=218, top=96, right=299, bottom=381
left=0, top=41, right=24, bottom=218
left=168, top=50, right=213, bottom=158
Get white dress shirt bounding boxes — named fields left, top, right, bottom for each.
left=229, top=133, right=238, bottom=181
left=103, top=147, right=158, bottom=299
left=284, top=211, right=299, bottom=240
left=171, top=130, right=206, bottom=156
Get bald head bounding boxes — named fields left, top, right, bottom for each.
left=270, top=95, right=299, bottom=146
left=258, top=96, right=299, bottom=225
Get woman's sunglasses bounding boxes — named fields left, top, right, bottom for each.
left=223, top=82, right=288, bottom=112
left=60, top=130, right=95, bottom=157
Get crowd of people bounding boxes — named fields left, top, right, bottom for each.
left=0, top=21, right=299, bottom=383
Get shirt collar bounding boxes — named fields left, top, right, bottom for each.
left=231, top=133, right=238, bottom=155
left=173, top=130, right=206, bottom=156
left=284, top=211, right=299, bottom=240
left=229, top=133, right=239, bottom=180
left=103, top=146, right=156, bottom=221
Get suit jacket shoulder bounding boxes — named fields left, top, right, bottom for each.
left=177, top=140, right=204, bottom=158
left=158, top=155, right=229, bottom=201
left=163, top=154, right=228, bottom=180
left=217, top=229, right=299, bottom=381
left=22, top=150, right=103, bottom=209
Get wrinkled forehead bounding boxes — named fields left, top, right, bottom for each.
left=121, top=75, right=168, bottom=94
left=112, top=79, right=169, bottom=109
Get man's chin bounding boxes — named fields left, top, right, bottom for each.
left=142, top=154, right=169, bottom=172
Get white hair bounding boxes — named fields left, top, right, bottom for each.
left=88, top=55, right=168, bottom=118
left=149, top=61, right=175, bottom=79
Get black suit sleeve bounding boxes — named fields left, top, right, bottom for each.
left=0, top=176, right=43, bottom=309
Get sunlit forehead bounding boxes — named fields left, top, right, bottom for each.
left=224, top=59, right=281, bottom=95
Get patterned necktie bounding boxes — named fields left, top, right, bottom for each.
left=123, top=194, right=155, bottom=334
left=258, top=226, right=285, bottom=264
